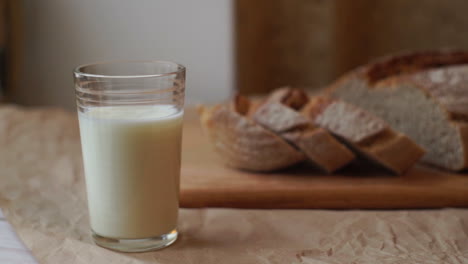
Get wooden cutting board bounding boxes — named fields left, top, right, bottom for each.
left=180, top=110, right=468, bottom=209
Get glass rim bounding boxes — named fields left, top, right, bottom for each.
left=74, top=60, right=185, bottom=79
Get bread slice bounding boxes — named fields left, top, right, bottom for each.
left=329, top=50, right=468, bottom=170
left=262, top=86, right=309, bottom=110
left=252, top=88, right=355, bottom=173
left=198, top=99, right=305, bottom=172
left=302, top=96, right=425, bottom=174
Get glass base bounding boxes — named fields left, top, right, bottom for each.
left=92, top=229, right=178, bottom=252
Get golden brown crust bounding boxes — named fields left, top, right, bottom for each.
left=456, top=122, right=468, bottom=170
left=290, top=128, right=355, bottom=172
left=363, top=50, right=468, bottom=84
left=265, top=87, right=309, bottom=110
left=301, top=96, right=334, bottom=121
left=328, top=50, right=468, bottom=171
left=232, top=94, right=250, bottom=115
left=305, top=96, right=425, bottom=174
left=253, top=90, right=355, bottom=173
left=348, top=51, right=468, bottom=120
left=363, top=132, right=426, bottom=175
left=199, top=104, right=306, bottom=172
left=404, top=65, right=468, bottom=118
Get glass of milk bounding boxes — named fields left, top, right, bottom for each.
left=74, top=61, right=185, bottom=252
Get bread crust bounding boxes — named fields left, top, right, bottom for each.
left=456, top=122, right=468, bottom=170
left=331, top=50, right=468, bottom=119
left=252, top=88, right=355, bottom=173
left=328, top=50, right=468, bottom=171
left=198, top=103, right=305, bottom=172
left=303, top=96, right=425, bottom=174
left=363, top=50, right=468, bottom=84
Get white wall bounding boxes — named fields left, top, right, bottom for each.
left=16, top=0, right=234, bottom=110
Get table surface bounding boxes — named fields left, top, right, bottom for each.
left=0, top=105, right=467, bottom=264
left=0, top=209, right=37, bottom=263
left=181, top=110, right=468, bottom=209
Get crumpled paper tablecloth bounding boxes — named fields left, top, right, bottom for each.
left=0, top=105, right=467, bottom=264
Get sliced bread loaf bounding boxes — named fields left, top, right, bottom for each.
left=329, top=50, right=468, bottom=170
left=252, top=88, right=355, bottom=173
left=198, top=97, right=305, bottom=172
left=302, top=96, right=425, bottom=174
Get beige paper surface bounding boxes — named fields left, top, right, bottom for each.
left=0, top=105, right=467, bottom=263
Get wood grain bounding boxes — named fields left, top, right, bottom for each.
left=4, top=0, right=23, bottom=101
left=180, top=110, right=468, bottom=209
left=237, top=0, right=468, bottom=94
left=333, top=0, right=468, bottom=76
left=235, top=0, right=334, bottom=95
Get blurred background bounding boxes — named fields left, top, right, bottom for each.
left=1, top=0, right=468, bottom=110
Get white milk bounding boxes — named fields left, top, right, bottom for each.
left=78, top=105, right=183, bottom=239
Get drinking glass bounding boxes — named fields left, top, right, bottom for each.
left=74, top=61, right=185, bottom=252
